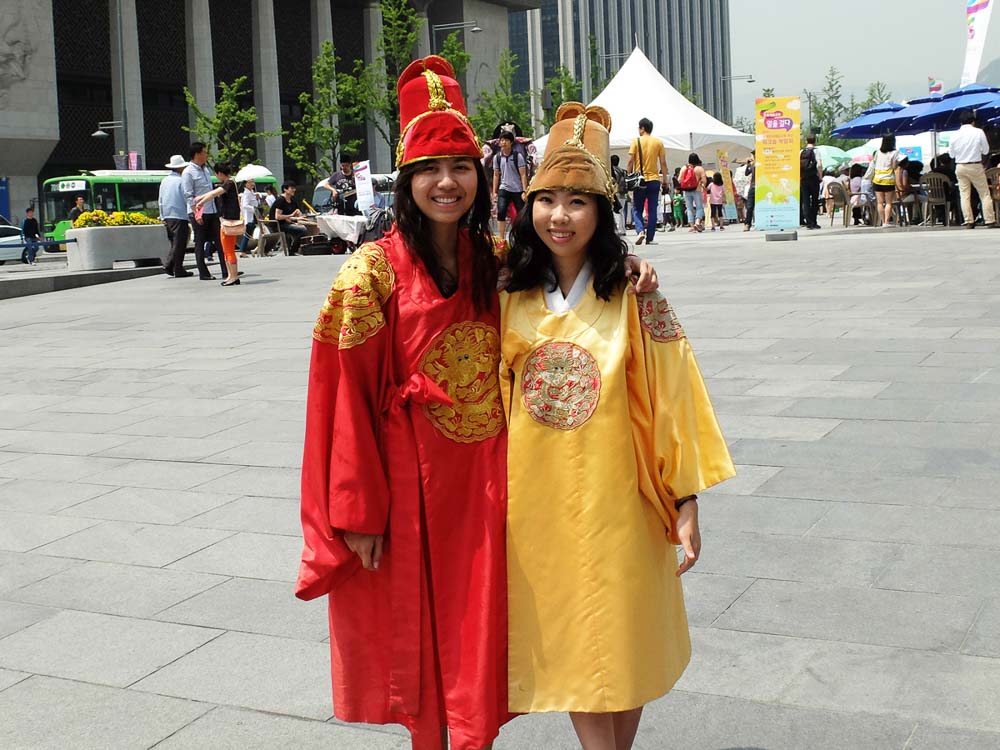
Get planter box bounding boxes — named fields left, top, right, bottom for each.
left=66, top=224, right=167, bottom=271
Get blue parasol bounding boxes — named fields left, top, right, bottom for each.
left=903, top=83, right=1000, bottom=133
left=831, top=102, right=905, bottom=139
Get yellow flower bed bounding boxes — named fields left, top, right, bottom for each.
left=72, top=210, right=160, bottom=228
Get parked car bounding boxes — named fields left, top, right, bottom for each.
left=0, top=224, right=23, bottom=264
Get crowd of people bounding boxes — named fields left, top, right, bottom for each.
left=155, top=144, right=360, bottom=284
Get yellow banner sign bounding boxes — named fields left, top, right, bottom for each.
left=754, top=96, right=802, bottom=231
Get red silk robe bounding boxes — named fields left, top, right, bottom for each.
left=296, top=228, right=509, bottom=750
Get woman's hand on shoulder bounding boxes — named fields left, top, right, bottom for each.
left=625, top=255, right=659, bottom=294
left=675, top=499, right=700, bottom=576
left=343, top=531, right=384, bottom=571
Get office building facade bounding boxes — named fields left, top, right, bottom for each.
left=0, top=0, right=536, bottom=218
left=509, top=0, right=733, bottom=128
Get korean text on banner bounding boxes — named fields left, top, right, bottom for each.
left=961, top=0, right=994, bottom=86
left=354, top=161, right=376, bottom=216
left=753, top=97, right=801, bottom=232
left=716, top=150, right=739, bottom=221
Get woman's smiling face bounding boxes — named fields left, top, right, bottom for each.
left=410, top=157, right=478, bottom=226
left=531, top=189, right=598, bottom=260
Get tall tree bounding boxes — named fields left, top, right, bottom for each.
left=470, top=49, right=533, bottom=139
left=677, top=76, right=701, bottom=106
left=761, top=87, right=775, bottom=98
left=337, top=0, right=421, bottom=166
left=541, top=66, right=582, bottom=129
left=287, top=41, right=359, bottom=180
left=439, top=30, right=471, bottom=80
left=182, top=77, right=284, bottom=166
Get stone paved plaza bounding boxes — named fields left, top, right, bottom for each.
left=1, top=228, right=999, bottom=749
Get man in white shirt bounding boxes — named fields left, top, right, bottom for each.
left=950, top=109, right=997, bottom=228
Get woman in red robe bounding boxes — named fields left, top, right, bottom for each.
left=296, top=57, right=508, bottom=750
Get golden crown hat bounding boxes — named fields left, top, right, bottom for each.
left=527, top=103, right=616, bottom=201
left=396, top=55, right=482, bottom=167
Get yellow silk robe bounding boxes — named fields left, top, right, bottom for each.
left=500, top=282, right=735, bottom=713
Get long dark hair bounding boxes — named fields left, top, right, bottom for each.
left=393, top=159, right=496, bottom=311
left=506, top=193, right=626, bottom=301
left=880, top=135, right=896, bottom=153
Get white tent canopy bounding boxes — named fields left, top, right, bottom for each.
left=532, top=47, right=754, bottom=167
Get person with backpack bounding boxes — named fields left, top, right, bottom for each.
left=611, top=154, right=628, bottom=234
left=800, top=135, right=823, bottom=230
left=492, top=130, right=529, bottom=238
left=626, top=117, right=669, bottom=245
left=679, top=153, right=706, bottom=232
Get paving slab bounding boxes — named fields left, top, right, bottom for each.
left=0, top=510, right=99, bottom=553
left=182, top=495, right=301, bottom=535
left=0, top=227, right=998, bottom=747
left=132, top=631, right=333, bottom=720
left=0, top=478, right=114, bottom=513
left=906, top=723, right=1000, bottom=749
left=713, top=579, right=981, bottom=652
left=0, top=610, right=221, bottom=687
left=58, top=486, right=238, bottom=525
left=166, top=531, right=301, bottom=581
left=0, top=600, right=60, bottom=638
left=5, top=560, right=227, bottom=618
left=153, top=707, right=408, bottom=750
left=154, top=577, right=328, bottom=640
left=0, top=675, right=211, bottom=750
left=32, top=521, right=234, bottom=567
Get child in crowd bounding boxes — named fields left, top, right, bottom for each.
left=708, top=171, right=726, bottom=230
left=500, top=103, right=735, bottom=750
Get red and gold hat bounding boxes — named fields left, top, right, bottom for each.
left=396, top=55, right=482, bottom=167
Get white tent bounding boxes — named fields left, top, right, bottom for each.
left=532, top=47, right=754, bottom=166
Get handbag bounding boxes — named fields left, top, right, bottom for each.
left=624, top=138, right=646, bottom=191
left=220, top=183, right=245, bottom=235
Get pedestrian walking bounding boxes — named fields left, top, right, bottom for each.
left=743, top=151, right=756, bottom=231
left=950, top=109, right=997, bottom=229
left=679, top=153, right=706, bottom=232
left=158, top=154, right=192, bottom=277
left=194, top=162, right=242, bottom=286
left=502, top=103, right=735, bottom=750
left=627, top=117, right=668, bottom=245
left=20, top=207, right=41, bottom=265
left=491, top=130, right=529, bottom=239
left=181, top=142, right=225, bottom=280
left=709, top=171, right=726, bottom=231
left=800, top=135, right=822, bottom=229
left=867, top=135, right=905, bottom=227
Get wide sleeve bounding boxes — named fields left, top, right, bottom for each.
left=627, top=291, right=736, bottom=543
left=296, top=243, right=395, bottom=600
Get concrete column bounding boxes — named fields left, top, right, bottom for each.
left=110, top=0, right=145, bottom=158
left=412, top=0, right=433, bottom=58
left=526, top=8, right=544, bottom=132
left=185, top=0, right=216, bottom=131
left=252, top=0, right=284, bottom=182
left=557, top=0, right=574, bottom=78
left=578, top=0, right=591, bottom=102
left=363, top=0, right=392, bottom=172
left=311, top=0, right=338, bottom=167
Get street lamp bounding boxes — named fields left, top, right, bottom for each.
left=431, top=21, right=482, bottom=53
left=721, top=74, right=755, bottom=84
left=91, top=120, right=123, bottom=138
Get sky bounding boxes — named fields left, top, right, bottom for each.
left=729, top=0, right=1000, bottom=121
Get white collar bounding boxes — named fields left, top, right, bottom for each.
left=544, top=260, right=593, bottom=313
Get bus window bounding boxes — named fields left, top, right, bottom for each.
left=94, top=183, right=117, bottom=211
left=42, top=181, right=92, bottom=233
left=118, top=182, right=160, bottom=217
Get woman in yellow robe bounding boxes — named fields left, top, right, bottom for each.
left=500, top=104, right=735, bottom=750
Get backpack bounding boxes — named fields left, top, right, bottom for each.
left=679, top=165, right=698, bottom=190
left=800, top=147, right=818, bottom=178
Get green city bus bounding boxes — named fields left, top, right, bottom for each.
left=41, top=170, right=278, bottom=241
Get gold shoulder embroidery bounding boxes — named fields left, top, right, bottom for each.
left=636, top=291, right=685, bottom=343
left=313, top=243, right=395, bottom=349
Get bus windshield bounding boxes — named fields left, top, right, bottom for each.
left=43, top=180, right=92, bottom=232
